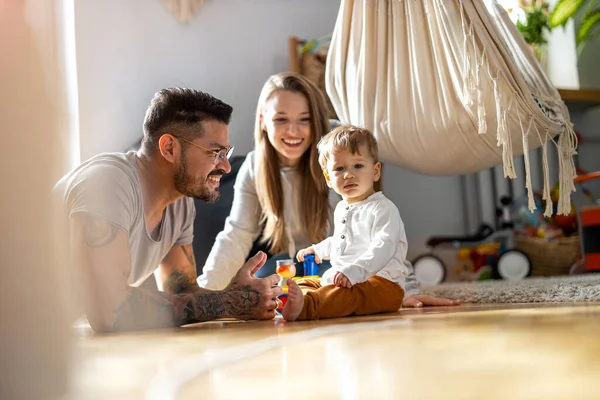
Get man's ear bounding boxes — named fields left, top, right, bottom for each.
left=373, top=161, right=382, bottom=182
left=158, top=134, right=178, bottom=164
left=323, top=170, right=332, bottom=188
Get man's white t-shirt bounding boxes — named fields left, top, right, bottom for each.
left=53, top=151, right=195, bottom=287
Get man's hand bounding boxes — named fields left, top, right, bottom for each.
left=224, top=251, right=283, bottom=320
left=402, top=294, right=461, bottom=308
left=333, top=272, right=352, bottom=288
left=296, top=246, right=321, bottom=263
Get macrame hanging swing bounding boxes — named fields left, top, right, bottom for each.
left=325, top=0, right=578, bottom=216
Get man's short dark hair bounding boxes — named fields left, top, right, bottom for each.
left=142, top=88, right=233, bottom=151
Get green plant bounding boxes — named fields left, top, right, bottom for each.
left=516, top=0, right=552, bottom=45
left=549, top=0, right=600, bottom=54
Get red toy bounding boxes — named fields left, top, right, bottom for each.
left=275, top=259, right=296, bottom=314
left=573, top=171, right=600, bottom=272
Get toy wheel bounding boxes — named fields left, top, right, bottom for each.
left=413, top=254, right=446, bottom=285
left=494, top=250, right=531, bottom=281
left=275, top=293, right=288, bottom=315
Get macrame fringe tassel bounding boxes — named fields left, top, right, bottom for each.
left=475, top=50, right=487, bottom=134
left=531, top=122, right=553, bottom=218
left=493, top=77, right=502, bottom=146
left=501, top=99, right=516, bottom=179
left=519, top=114, right=536, bottom=212
left=492, top=76, right=515, bottom=179
left=556, top=124, right=578, bottom=215
left=542, top=136, right=553, bottom=218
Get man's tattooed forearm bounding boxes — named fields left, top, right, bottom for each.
left=181, top=245, right=195, bottom=267
left=112, top=285, right=262, bottom=331
left=84, top=216, right=118, bottom=248
left=163, top=271, right=196, bottom=294
left=174, top=285, right=261, bottom=323
left=113, top=288, right=177, bottom=331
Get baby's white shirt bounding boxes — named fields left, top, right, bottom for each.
left=312, top=191, right=409, bottom=287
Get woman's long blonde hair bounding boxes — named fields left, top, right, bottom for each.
left=254, top=72, right=331, bottom=254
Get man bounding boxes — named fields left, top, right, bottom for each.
left=54, top=88, right=282, bottom=333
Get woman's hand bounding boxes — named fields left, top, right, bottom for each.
left=402, top=294, right=460, bottom=308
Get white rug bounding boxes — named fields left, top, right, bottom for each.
left=423, top=274, right=600, bottom=303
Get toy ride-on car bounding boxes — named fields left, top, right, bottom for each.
left=412, top=224, right=532, bottom=286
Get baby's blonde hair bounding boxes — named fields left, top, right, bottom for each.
left=317, top=124, right=379, bottom=170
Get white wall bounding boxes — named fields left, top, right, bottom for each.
left=381, top=168, right=467, bottom=258
left=74, top=0, right=341, bottom=159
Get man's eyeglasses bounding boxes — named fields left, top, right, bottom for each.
left=175, top=136, right=234, bottom=165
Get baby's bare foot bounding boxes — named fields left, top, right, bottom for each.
left=282, top=278, right=304, bottom=321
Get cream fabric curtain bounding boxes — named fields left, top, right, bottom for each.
left=325, top=0, right=577, bottom=216
left=1, top=1, right=75, bottom=398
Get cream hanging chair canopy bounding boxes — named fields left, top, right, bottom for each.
left=325, top=0, right=578, bottom=216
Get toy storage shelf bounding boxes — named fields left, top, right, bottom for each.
left=558, top=89, right=600, bottom=109
left=558, top=88, right=600, bottom=147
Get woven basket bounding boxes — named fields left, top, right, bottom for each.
left=514, top=234, right=581, bottom=276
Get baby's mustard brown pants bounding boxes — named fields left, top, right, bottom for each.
left=296, top=276, right=405, bottom=321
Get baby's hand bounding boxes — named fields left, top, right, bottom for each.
left=296, top=247, right=321, bottom=263
left=333, top=272, right=352, bottom=288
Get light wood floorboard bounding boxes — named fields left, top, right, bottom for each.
left=70, top=302, right=600, bottom=400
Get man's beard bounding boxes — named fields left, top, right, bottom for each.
left=174, top=152, right=223, bottom=203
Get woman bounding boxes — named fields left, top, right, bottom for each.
left=197, top=72, right=458, bottom=308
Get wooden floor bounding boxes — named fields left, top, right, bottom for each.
left=69, top=303, right=600, bottom=400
